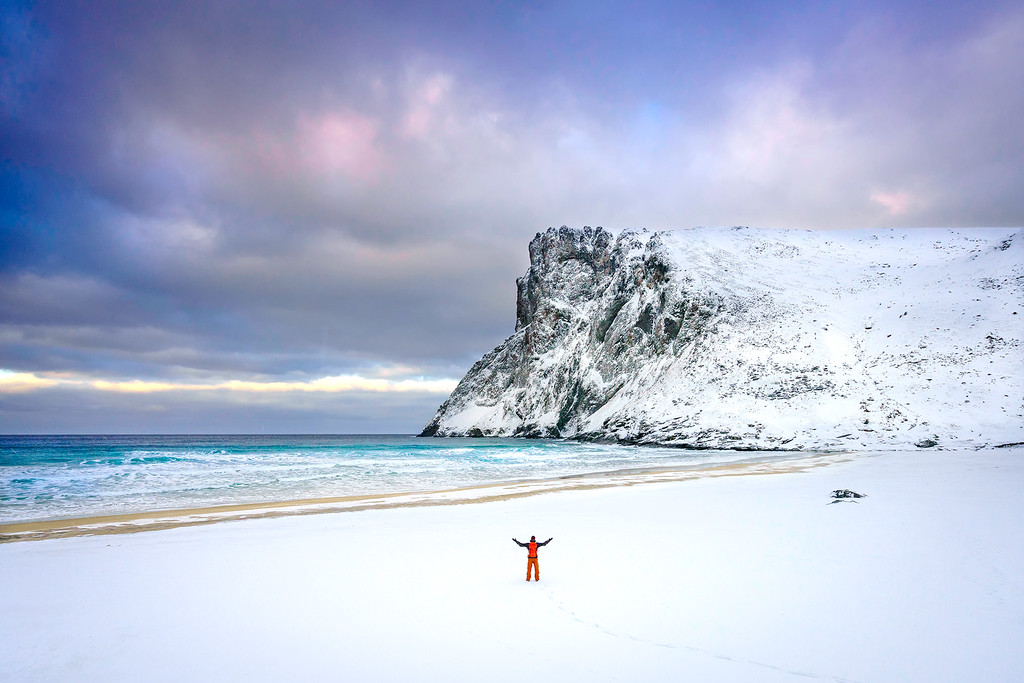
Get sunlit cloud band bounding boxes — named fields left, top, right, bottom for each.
left=0, top=371, right=457, bottom=395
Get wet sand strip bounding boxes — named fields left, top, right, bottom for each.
left=0, top=451, right=853, bottom=543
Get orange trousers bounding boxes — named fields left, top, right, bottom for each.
left=526, top=557, right=539, bottom=581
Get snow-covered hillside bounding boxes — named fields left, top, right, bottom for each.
left=422, top=227, right=1023, bottom=450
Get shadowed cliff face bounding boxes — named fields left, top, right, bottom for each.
left=515, top=226, right=615, bottom=337
left=422, top=226, right=1024, bottom=450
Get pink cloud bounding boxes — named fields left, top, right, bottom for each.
left=871, top=191, right=913, bottom=215
left=298, top=112, right=389, bottom=182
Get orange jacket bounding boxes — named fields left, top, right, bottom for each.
left=514, top=537, right=552, bottom=556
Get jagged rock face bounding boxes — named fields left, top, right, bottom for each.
left=421, top=226, right=1024, bottom=450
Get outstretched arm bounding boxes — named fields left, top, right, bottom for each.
left=512, top=538, right=527, bottom=547
left=538, top=537, right=553, bottom=547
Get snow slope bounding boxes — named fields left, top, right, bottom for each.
left=2, top=449, right=1022, bottom=682
left=422, top=227, right=1023, bottom=449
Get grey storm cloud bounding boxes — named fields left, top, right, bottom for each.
left=2, top=0, right=1023, bottom=431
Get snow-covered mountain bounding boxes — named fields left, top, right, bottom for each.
left=422, top=227, right=1023, bottom=450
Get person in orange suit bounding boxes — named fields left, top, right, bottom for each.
left=513, top=535, right=553, bottom=581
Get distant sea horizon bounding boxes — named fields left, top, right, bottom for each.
left=1, top=434, right=762, bottom=524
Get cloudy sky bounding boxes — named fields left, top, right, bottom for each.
left=2, top=0, right=1022, bottom=433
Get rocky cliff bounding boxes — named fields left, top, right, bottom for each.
left=422, top=226, right=1023, bottom=450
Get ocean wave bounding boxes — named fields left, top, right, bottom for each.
left=0, top=434, right=754, bottom=523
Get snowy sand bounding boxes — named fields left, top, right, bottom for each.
left=2, top=450, right=1022, bottom=682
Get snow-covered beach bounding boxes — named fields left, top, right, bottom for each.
left=3, top=448, right=1022, bottom=682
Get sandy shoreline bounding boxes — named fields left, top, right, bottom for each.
left=0, top=450, right=851, bottom=543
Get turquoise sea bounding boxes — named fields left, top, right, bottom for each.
left=0, top=435, right=755, bottom=523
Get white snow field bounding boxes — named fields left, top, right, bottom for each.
left=2, top=449, right=1023, bottom=682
